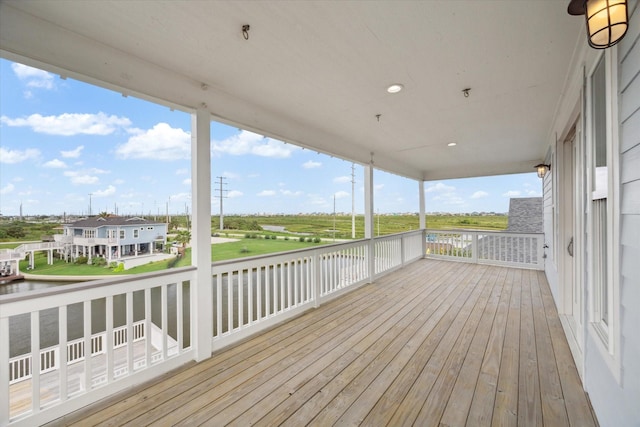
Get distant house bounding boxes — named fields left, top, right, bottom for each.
left=55, top=217, right=168, bottom=263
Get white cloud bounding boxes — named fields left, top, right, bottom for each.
left=502, top=190, right=521, bottom=197
left=374, top=184, right=385, bottom=191
left=0, top=112, right=131, bottom=136
left=12, top=177, right=24, bottom=182
left=308, top=194, right=327, bottom=206
left=526, top=190, right=541, bottom=196
left=43, top=158, right=67, bottom=168
left=257, top=190, right=276, bottom=197
left=471, top=191, right=489, bottom=199
left=113, top=179, right=125, bottom=185
left=63, top=168, right=109, bottom=185
left=303, top=160, right=322, bottom=169
left=12, top=63, right=55, bottom=90
left=0, top=147, right=41, bottom=164
left=169, top=192, right=191, bottom=202
left=228, top=190, right=243, bottom=198
left=93, top=185, right=116, bottom=197
left=425, top=182, right=455, bottom=193
left=116, top=123, right=190, bottom=160
left=0, top=183, right=15, bottom=195
left=333, top=176, right=351, bottom=184
left=223, top=171, right=240, bottom=180
left=182, top=178, right=191, bottom=186
left=280, top=189, right=303, bottom=197
left=175, top=168, right=188, bottom=175
left=334, top=191, right=350, bottom=199
left=60, top=145, right=84, bottom=158
left=211, top=130, right=297, bottom=159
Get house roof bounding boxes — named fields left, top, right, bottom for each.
left=0, top=1, right=584, bottom=181
left=507, top=197, right=543, bottom=234
left=66, top=217, right=165, bottom=228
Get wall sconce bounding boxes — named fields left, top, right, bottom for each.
left=535, top=163, right=551, bottom=179
left=568, top=0, right=629, bottom=49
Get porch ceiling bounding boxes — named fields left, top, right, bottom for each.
left=0, top=1, right=582, bottom=181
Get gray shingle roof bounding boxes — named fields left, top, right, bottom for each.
left=65, top=216, right=165, bottom=228
left=507, top=197, right=543, bottom=233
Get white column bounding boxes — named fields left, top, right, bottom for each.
left=419, top=179, right=426, bottom=258
left=419, top=180, right=426, bottom=230
left=364, top=163, right=375, bottom=282
left=364, top=163, right=374, bottom=239
left=192, top=108, right=212, bottom=361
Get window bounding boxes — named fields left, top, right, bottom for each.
left=587, top=50, right=620, bottom=379
left=133, top=229, right=139, bottom=238
left=120, top=230, right=125, bottom=239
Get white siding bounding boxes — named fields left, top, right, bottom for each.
left=543, top=162, right=558, bottom=300
left=586, top=1, right=640, bottom=425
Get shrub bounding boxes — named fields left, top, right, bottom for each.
left=299, top=236, right=305, bottom=242
left=306, top=237, right=313, bottom=242
left=92, top=257, right=107, bottom=267
left=270, top=235, right=277, bottom=240
left=240, top=246, right=249, bottom=253
left=75, top=256, right=88, bottom=265
left=109, top=261, right=118, bottom=269
left=250, top=234, right=258, bottom=239
left=245, top=233, right=251, bottom=238
left=113, top=263, right=125, bottom=272
left=284, top=236, right=290, bottom=241
left=313, top=237, right=321, bottom=243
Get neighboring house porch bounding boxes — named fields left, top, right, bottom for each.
left=54, top=217, right=168, bottom=264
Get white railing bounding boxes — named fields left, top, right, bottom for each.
left=425, top=229, right=544, bottom=270
left=210, top=231, right=425, bottom=349
left=2, top=231, right=425, bottom=426
left=1, top=268, right=195, bottom=425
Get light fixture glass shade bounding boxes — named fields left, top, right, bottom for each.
left=586, top=0, right=628, bottom=49
left=535, top=164, right=550, bottom=179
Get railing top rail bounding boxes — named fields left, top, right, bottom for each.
left=211, top=229, right=423, bottom=269
left=0, top=266, right=196, bottom=306
left=425, top=228, right=543, bottom=237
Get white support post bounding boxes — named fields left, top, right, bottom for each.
left=419, top=180, right=426, bottom=258
left=364, top=163, right=375, bottom=282
left=191, top=109, right=212, bottom=362
left=0, top=317, right=10, bottom=426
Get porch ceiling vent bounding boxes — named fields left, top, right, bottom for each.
left=568, top=0, right=629, bottom=49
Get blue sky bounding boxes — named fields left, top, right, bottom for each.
left=0, top=58, right=541, bottom=216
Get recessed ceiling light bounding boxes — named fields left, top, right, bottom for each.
left=447, top=142, right=457, bottom=147
left=387, top=84, right=404, bottom=94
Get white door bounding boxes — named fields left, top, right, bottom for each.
left=562, top=128, right=582, bottom=349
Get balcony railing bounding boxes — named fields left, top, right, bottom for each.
left=0, top=229, right=543, bottom=425
left=425, top=229, right=544, bottom=270
left=0, top=230, right=424, bottom=427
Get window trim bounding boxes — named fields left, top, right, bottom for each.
left=585, top=48, right=621, bottom=383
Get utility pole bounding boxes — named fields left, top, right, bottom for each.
left=214, top=176, right=228, bottom=231
left=333, top=194, right=336, bottom=242
left=351, top=163, right=356, bottom=239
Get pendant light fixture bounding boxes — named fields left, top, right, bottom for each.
left=568, top=0, right=629, bottom=49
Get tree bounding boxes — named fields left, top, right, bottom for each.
left=6, top=224, right=26, bottom=239
left=175, top=230, right=191, bottom=248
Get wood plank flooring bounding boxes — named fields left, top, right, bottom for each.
left=49, top=259, right=597, bottom=426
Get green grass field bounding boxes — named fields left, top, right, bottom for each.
left=10, top=214, right=507, bottom=277
left=219, top=214, right=507, bottom=237
left=19, top=237, right=326, bottom=276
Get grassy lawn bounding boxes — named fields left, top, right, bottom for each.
left=20, top=237, right=326, bottom=276
left=12, top=214, right=507, bottom=278
left=219, top=214, right=507, bottom=238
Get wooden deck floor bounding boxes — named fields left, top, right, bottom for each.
left=50, top=259, right=597, bottom=426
